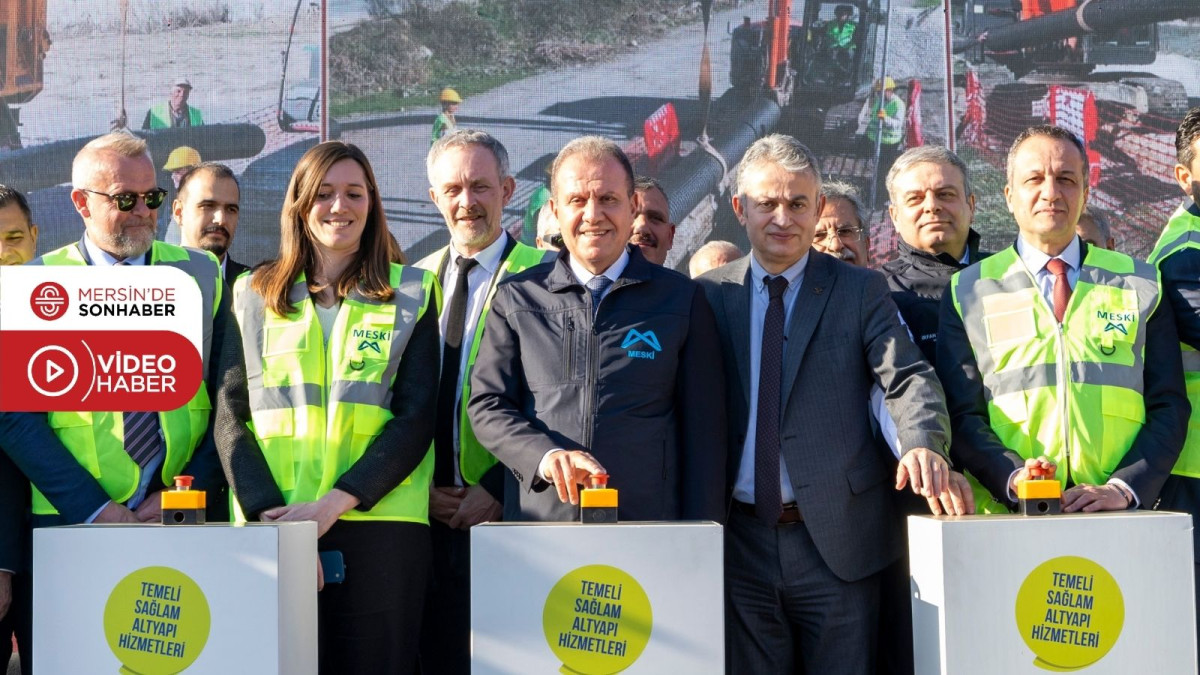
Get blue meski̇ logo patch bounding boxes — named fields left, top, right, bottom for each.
left=621, top=328, right=662, bottom=360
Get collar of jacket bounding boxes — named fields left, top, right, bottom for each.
left=896, top=227, right=983, bottom=272
left=546, top=244, right=653, bottom=293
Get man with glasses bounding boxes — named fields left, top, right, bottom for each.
left=813, top=180, right=869, bottom=267
left=534, top=203, right=562, bottom=251
left=1, top=131, right=231, bottom=673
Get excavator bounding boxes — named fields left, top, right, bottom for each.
left=955, top=0, right=1200, bottom=141
left=0, top=0, right=50, bottom=149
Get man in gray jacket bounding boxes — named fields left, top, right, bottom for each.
left=467, top=136, right=727, bottom=522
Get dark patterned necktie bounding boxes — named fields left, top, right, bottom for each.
left=434, top=256, right=479, bottom=486
left=587, top=275, right=613, bottom=317
left=124, top=411, right=162, bottom=469
left=755, top=275, right=789, bottom=525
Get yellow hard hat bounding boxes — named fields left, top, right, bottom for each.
left=440, top=87, right=462, bottom=104
left=163, top=146, right=201, bottom=171
left=874, top=76, right=897, bottom=91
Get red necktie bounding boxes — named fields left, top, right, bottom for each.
left=1046, top=258, right=1071, bottom=323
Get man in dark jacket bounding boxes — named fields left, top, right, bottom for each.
left=882, top=145, right=987, bottom=366
left=468, top=136, right=727, bottom=522
left=876, top=144, right=984, bottom=675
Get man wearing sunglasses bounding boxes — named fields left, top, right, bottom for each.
left=0, top=131, right=231, bottom=672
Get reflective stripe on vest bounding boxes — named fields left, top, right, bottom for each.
left=951, top=245, right=1159, bottom=513
left=27, top=241, right=221, bottom=515
left=232, top=264, right=436, bottom=522
left=1149, top=201, right=1200, bottom=478
left=415, top=242, right=556, bottom=485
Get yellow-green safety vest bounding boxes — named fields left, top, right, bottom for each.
left=950, top=244, right=1160, bottom=513
left=1148, top=200, right=1200, bottom=478
left=232, top=264, right=439, bottom=523
left=146, top=103, right=203, bottom=129
left=416, top=241, right=555, bottom=485
left=867, top=96, right=904, bottom=146
left=28, top=241, right=221, bottom=515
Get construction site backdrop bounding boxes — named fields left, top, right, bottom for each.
left=1, top=0, right=1198, bottom=270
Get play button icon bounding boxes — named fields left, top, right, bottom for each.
left=28, top=345, right=80, bottom=398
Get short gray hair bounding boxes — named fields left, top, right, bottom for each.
left=551, top=135, right=635, bottom=197
left=634, top=175, right=670, bottom=212
left=72, top=131, right=152, bottom=188
left=886, top=145, right=974, bottom=203
left=427, top=129, right=511, bottom=182
left=535, top=202, right=557, bottom=239
left=821, top=180, right=867, bottom=229
left=1079, top=205, right=1111, bottom=241
left=735, top=134, right=821, bottom=196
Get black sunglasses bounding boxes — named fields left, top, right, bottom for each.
left=80, top=187, right=168, bottom=212
left=548, top=233, right=564, bottom=248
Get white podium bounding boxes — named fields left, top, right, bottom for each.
left=471, top=521, right=723, bottom=675
left=909, top=512, right=1196, bottom=674
left=34, top=522, right=318, bottom=675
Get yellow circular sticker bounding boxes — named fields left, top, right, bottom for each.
left=103, top=566, right=211, bottom=675
left=1014, top=555, right=1124, bottom=671
left=542, top=564, right=653, bottom=675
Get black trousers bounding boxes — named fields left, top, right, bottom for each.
left=1156, top=473, right=1200, bottom=664
left=1, top=570, right=30, bottom=675
left=725, top=507, right=880, bottom=675
left=318, top=520, right=430, bottom=675
left=418, top=520, right=472, bottom=675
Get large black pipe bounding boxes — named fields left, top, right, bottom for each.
left=0, top=123, right=267, bottom=194
left=659, top=92, right=781, bottom=226
left=954, top=0, right=1200, bottom=54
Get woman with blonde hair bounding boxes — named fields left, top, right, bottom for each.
left=217, top=140, right=439, bottom=673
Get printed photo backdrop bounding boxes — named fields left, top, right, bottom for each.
left=0, top=0, right=321, bottom=266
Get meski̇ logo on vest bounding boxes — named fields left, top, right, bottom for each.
left=622, top=328, right=662, bottom=360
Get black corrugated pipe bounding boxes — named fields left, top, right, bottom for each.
left=954, top=0, right=1200, bottom=54
left=0, top=123, right=268, bottom=194
left=659, top=93, right=781, bottom=225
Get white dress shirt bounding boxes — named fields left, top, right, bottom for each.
left=442, top=232, right=511, bottom=485
left=732, top=252, right=808, bottom=505
left=82, top=234, right=162, bottom=521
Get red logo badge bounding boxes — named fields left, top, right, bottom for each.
left=30, top=282, right=69, bottom=321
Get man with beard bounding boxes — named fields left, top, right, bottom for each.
left=175, top=163, right=248, bottom=280
left=417, top=129, right=554, bottom=674
left=1148, top=106, right=1200, bottom=656
left=2, top=131, right=230, bottom=672
left=630, top=176, right=675, bottom=265
left=813, top=180, right=869, bottom=267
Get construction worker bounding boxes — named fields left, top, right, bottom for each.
left=163, top=146, right=201, bottom=189
left=937, top=125, right=1188, bottom=515
left=1148, top=105, right=1200, bottom=656
left=825, top=4, right=857, bottom=77
left=142, top=77, right=204, bottom=130
left=432, top=87, right=462, bottom=145
left=218, top=141, right=439, bottom=673
left=865, top=77, right=905, bottom=206
left=416, top=129, right=554, bottom=674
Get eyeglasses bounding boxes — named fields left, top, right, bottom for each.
left=79, top=188, right=168, bottom=212
left=812, top=225, right=863, bottom=244
left=547, top=233, right=564, bottom=248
